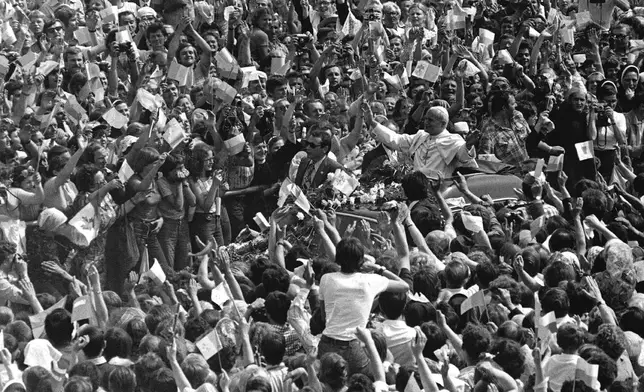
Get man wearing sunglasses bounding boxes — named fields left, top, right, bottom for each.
left=293, top=125, right=342, bottom=190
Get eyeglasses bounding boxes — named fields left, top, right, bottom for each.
left=304, top=140, right=322, bottom=148
left=48, top=25, right=63, bottom=31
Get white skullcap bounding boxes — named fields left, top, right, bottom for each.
left=426, top=106, right=449, bottom=124
left=138, top=6, right=157, bottom=17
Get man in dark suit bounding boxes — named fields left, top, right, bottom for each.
left=294, top=129, right=343, bottom=190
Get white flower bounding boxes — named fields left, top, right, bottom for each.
left=327, top=173, right=335, bottom=182
left=378, top=189, right=385, bottom=198
left=332, top=200, right=341, bottom=208
left=349, top=197, right=355, bottom=205
left=296, top=212, right=305, bottom=220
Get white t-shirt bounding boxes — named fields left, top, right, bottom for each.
left=319, top=272, right=389, bottom=341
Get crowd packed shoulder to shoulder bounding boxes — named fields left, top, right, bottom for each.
left=0, top=0, right=642, bottom=391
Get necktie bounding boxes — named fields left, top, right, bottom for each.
left=302, top=161, right=316, bottom=189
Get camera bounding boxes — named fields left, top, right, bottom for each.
left=292, top=34, right=311, bottom=47
left=594, top=103, right=611, bottom=127
left=118, top=42, right=132, bottom=53
left=263, top=107, right=275, bottom=120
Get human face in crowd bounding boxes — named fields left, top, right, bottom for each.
left=120, top=13, right=137, bottom=36
left=469, top=96, right=484, bottom=112
left=623, top=71, right=638, bottom=91
left=115, top=102, right=130, bottom=118
left=19, top=174, right=35, bottom=191
left=383, top=7, right=400, bottom=27
left=30, top=17, right=44, bottom=35
left=307, top=102, right=325, bottom=119
left=67, top=14, right=79, bottom=31
left=500, top=20, right=513, bottom=36
left=304, top=135, right=325, bottom=161
left=249, top=77, right=267, bottom=94
left=516, top=49, right=530, bottom=69
left=163, top=83, right=179, bottom=106
left=325, top=67, right=342, bottom=87
left=91, top=171, right=106, bottom=192
left=363, top=5, right=382, bottom=21
left=384, top=97, right=396, bottom=116
left=175, top=97, right=194, bottom=114
left=398, top=0, right=412, bottom=19
left=258, top=13, right=272, bottom=32
left=424, top=113, right=446, bottom=135
left=205, top=34, right=219, bottom=52
left=318, top=0, right=332, bottom=13
left=587, top=75, right=604, bottom=95
left=65, top=53, right=84, bottom=74
left=269, top=138, right=284, bottom=154
left=602, top=94, right=618, bottom=110
left=570, top=92, right=587, bottom=112
left=324, top=93, right=337, bottom=112
left=46, top=21, right=64, bottom=42
left=31, top=131, right=44, bottom=145
left=255, top=0, right=269, bottom=9
left=289, top=77, right=304, bottom=93
left=179, top=45, right=197, bottom=67
left=99, top=72, right=108, bottom=89
left=441, top=79, right=457, bottom=100
left=505, top=95, right=517, bottom=116
left=605, top=66, right=619, bottom=83
left=148, top=30, right=166, bottom=50
left=88, top=0, right=105, bottom=11
left=491, top=79, right=510, bottom=92
left=254, top=142, right=268, bottom=163
left=94, top=132, right=108, bottom=148
left=390, top=37, right=403, bottom=56
left=408, top=6, right=425, bottom=27
left=469, top=83, right=484, bottom=96
left=94, top=149, right=108, bottom=168
left=271, top=83, right=288, bottom=100
left=272, top=17, right=284, bottom=37
left=203, top=150, right=214, bottom=173
left=611, top=26, right=630, bottom=51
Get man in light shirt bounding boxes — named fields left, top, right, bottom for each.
left=366, top=104, right=477, bottom=178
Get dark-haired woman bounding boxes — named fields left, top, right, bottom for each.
left=592, top=81, right=627, bottom=181
left=187, top=143, right=226, bottom=249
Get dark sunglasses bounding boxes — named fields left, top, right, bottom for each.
left=303, top=140, right=322, bottom=148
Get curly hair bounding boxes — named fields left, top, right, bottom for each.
left=186, top=143, right=216, bottom=178
left=595, top=324, right=627, bottom=360
left=131, top=147, right=160, bottom=174
left=74, top=164, right=101, bottom=193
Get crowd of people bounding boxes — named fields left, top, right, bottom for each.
left=0, top=0, right=641, bottom=390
